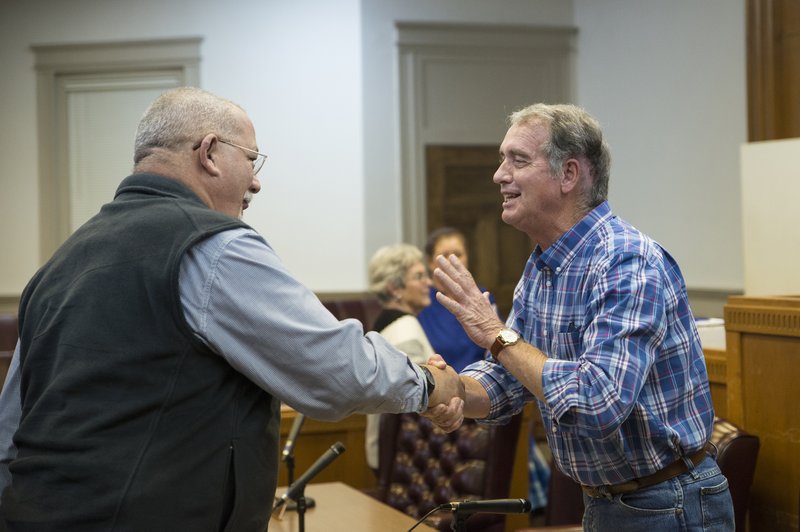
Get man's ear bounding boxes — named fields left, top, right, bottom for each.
left=197, top=134, right=223, bottom=176
left=560, top=158, right=582, bottom=194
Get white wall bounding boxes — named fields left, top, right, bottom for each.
left=0, top=0, right=747, bottom=299
left=575, top=0, right=747, bottom=291
left=0, top=0, right=365, bottom=295
left=740, top=138, right=800, bottom=295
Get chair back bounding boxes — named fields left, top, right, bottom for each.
left=0, top=313, right=18, bottom=352
left=375, top=412, right=522, bottom=532
left=543, top=463, right=584, bottom=526
left=712, top=417, right=760, bottom=531
left=0, top=313, right=18, bottom=390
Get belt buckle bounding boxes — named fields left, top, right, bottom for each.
left=581, top=485, right=604, bottom=498
left=582, top=480, right=638, bottom=498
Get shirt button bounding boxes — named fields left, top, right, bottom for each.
left=546, top=281, right=552, bottom=287
left=556, top=267, right=562, bottom=273
left=551, top=426, right=557, bottom=433
left=543, top=330, right=548, bottom=337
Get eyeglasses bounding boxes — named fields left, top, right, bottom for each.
left=193, top=137, right=268, bottom=175
left=218, top=139, right=268, bottom=175
left=407, top=271, right=431, bottom=282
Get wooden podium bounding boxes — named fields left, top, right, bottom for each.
left=724, top=295, right=800, bottom=531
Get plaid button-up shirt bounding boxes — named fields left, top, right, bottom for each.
left=463, top=201, right=714, bottom=487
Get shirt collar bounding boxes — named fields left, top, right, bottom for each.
left=533, top=201, right=613, bottom=273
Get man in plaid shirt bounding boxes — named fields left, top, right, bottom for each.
left=426, top=103, right=734, bottom=531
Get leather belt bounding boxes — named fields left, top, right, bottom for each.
left=582, top=442, right=715, bottom=498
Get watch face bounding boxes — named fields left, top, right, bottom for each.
left=499, top=329, right=519, bottom=343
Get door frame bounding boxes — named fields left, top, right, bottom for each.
left=396, top=23, right=576, bottom=245
left=32, top=38, right=201, bottom=261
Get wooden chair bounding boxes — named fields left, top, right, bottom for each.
left=713, top=417, right=760, bottom=531
left=366, top=412, right=522, bottom=532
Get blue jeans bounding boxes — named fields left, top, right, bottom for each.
left=582, top=456, right=734, bottom=531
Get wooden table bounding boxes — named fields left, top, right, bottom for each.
left=269, top=482, right=420, bottom=531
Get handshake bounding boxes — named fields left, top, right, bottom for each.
left=419, top=355, right=467, bottom=433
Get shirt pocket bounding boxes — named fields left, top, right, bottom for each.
left=551, top=330, right=582, bottom=360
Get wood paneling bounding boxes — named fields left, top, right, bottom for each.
left=704, top=347, right=729, bottom=420
left=748, top=0, right=800, bottom=140
left=277, top=406, right=375, bottom=491
left=724, top=295, right=800, bottom=531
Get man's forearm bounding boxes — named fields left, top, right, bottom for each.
left=494, top=341, right=547, bottom=401
left=462, top=376, right=491, bottom=419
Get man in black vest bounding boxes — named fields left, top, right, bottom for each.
left=0, top=87, right=463, bottom=531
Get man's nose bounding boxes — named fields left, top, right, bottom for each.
left=493, top=161, right=510, bottom=184
left=250, top=176, right=262, bottom=194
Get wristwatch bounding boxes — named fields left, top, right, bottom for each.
left=420, top=366, right=436, bottom=398
left=490, top=328, right=521, bottom=359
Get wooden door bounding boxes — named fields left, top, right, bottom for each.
left=426, top=145, right=534, bottom=319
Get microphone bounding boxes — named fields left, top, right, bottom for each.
left=444, top=498, right=532, bottom=514
left=281, top=413, right=306, bottom=462
left=273, top=442, right=346, bottom=511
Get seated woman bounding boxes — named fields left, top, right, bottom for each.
left=364, top=243, right=434, bottom=474
left=417, top=227, right=497, bottom=372
left=419, top=228, right=550, bottom=520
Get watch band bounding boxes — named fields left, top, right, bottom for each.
left=420, top=366, right=435, bottom=397
left=490, top=328, right=520, bottom=359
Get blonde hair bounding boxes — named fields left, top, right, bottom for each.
left=368, top=244, right=423, bottom=303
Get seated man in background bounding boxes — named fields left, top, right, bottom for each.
left=0, top=87, right=462, bottom=531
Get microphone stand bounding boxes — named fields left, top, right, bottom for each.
left=295, top=484, right=309, bottom=532
left=281, top=414, right=314, bottom=511
left=287, top=437, right=310, bottom=532
left=450, top=510, right=469, bottom=532
left=285, top=444, right=297, bottom=484
left=283, top=447, right=316, bottom=512
left=273, top=442, right=346, bottom=529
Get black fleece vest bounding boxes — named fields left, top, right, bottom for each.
left=4, top=174, right=280, bottom=531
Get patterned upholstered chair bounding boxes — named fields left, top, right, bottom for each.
left=368, top=412, right=522, bottom=532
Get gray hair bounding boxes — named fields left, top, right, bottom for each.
left=368, top=244, right=424, bottom=303
left=133, top=87, right=245, bottom=164
left=509, top=103, right=611, bottom=211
